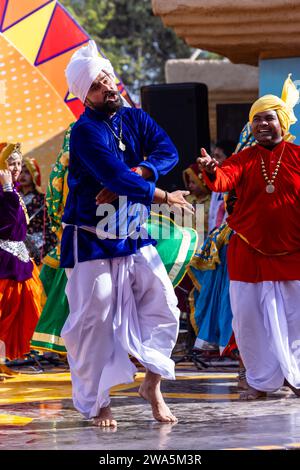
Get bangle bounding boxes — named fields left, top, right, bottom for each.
left=2, top=183, right=13, bottom=192
left=163, top=191, right=169, bottom=204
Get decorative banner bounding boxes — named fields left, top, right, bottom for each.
left=0, top=0, right=133, bottom=186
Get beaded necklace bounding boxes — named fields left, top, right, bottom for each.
left=260, top=144, right=285, bottom=194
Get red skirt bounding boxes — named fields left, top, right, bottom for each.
left=0, top=263, right=42, bottom=360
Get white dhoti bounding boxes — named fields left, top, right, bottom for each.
left=230, top=280, right=300, bottom=392
left=61, top=245, right=180, bottom=419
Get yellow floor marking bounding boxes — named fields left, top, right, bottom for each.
left=134, top=373, right=144, bottom=381
left=1, top=371, right=237, bottom=383
left=0, top=414, right=33, bottom=426
left=175, top=374, right=237, bottom=380
left=254, top=445, right=286, bottom=450
left=0, top=371, right=238, bottom=405
left=135, top=372, right=237, bottom=381
left=0, top=372, right=71, bottom=383
left=111, top=391, right=240, bottom=400
left=0, top=395, right=72, bottom=405
left=0, top=372, right=72, bottom=405
left=0, top=374, right=142, bottom=405
left=286, top=442, right=300, bottom=448
left=110, top=382, right=141, bottom=392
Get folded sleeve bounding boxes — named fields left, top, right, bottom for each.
left=137, top=160, right=159, bottom=182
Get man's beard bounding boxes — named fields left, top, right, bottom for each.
left=93, top=92, right=123, bottom=113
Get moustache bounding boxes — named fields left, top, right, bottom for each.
left=105, top=90, right=119, bottom=100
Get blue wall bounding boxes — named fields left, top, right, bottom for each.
left=259, top=57, right=300, bottom=143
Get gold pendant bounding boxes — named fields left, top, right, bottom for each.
left=119, top=141, right=126, bottom=151
left=266, top=184, right=275, bottom=193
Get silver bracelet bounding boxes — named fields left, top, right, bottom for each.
left=2, top=183, right=13, bottom=192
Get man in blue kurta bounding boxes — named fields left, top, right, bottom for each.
left=61, top=41, right=192, bottom=426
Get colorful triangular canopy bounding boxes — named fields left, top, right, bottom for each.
left=2, top=0, right=52, bottom=31
left=35, top=3, right=89, bottom=66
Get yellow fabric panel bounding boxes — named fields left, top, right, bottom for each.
left=3, top=1, right=56, bottom=65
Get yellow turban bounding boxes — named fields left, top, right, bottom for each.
left=0, top=142, right=22, bottom=170
left=249, top=74, right=299, bottom=142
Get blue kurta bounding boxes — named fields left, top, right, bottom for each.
left=61, top=106, right=178, bottom=267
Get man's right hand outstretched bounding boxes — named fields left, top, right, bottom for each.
left=167, top=190, right=194, bottom=215
left=197, top=148, right=218, bottom=174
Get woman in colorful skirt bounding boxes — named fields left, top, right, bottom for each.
left=0, top=142, right=41, bottom=371
left=19, top=156, right=57, bottom=265
left=31, top=126, right=72, bottom=354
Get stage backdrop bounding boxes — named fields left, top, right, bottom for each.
left=0, top=0, right=132, bottom=188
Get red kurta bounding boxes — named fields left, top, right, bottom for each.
left=203, top=140, right=300, bottom=282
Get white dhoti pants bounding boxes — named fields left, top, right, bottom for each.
left=61, top=245, right=180, bottom=419
left=230, top=281, right=300, bottom=392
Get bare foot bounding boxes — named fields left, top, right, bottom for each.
left=138, top=370, right=178, bottom=423
left=239, top=385, right=267, bottom=400
left=283, top=379, right=300, bottom=397
left=92, top=405, right=117, bottom=427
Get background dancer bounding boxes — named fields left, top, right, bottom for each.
left=198, top=75, right=300, bottom=400
left=0, top=143, right=41, bottom=370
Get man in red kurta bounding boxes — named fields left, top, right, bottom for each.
left=198, top=75, right=300, bottom=399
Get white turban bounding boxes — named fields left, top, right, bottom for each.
left=65, top=40, right=115, bottom=104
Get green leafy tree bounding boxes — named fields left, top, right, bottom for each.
left=61, top=0, right=192, bottom=100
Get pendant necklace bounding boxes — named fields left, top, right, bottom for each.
left=260, top=144, right=285, bottom=194
left=103, top=116, right=126, bottom=151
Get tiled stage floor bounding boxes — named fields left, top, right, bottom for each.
left=1, top=364, right=300, bottom=450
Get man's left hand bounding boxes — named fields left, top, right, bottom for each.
left=95, top=166, right=151, bottom=205
left=95, top=188, right=118, bottom=205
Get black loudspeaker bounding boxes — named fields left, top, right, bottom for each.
left=141, top=83, right=210, bottom=191
left=217, top=103, right=252, bottom=144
